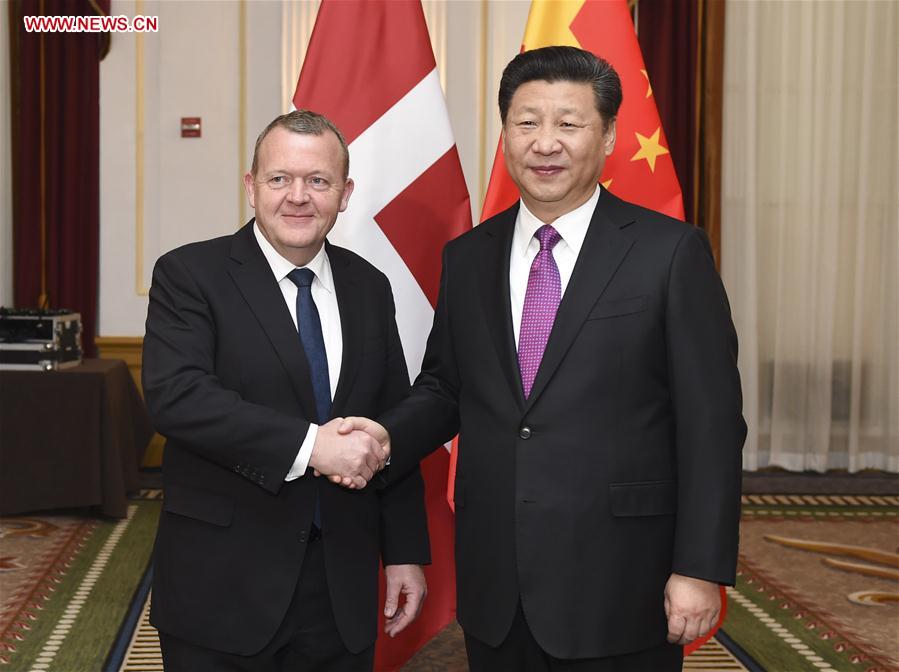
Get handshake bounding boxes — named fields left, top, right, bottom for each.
left=308, top=417, right=390, bottom=489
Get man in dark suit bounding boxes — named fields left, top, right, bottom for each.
left=142, top=110, right=430, bottom=671
left=340, top=47, right=746, bottom=671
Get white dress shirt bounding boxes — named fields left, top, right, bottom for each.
left=509, top=186, right=600, bottom=347
left=253, top=223, right=342, bottom=481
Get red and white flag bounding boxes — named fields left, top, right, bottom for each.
left=294, top=1, right=470, bottom=669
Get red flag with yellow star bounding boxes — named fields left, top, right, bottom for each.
left=480, top=0, right=684, bottom=222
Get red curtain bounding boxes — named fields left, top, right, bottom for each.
left=637, top=0, right=726, bottom=265
left=636, top=0, right=699, bottom=225
left=8, top=0, right=109, bottom=356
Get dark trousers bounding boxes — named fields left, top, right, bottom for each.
left=464, top=602, right=683, bottom=672
left=158, top=538, right=374, bottom=672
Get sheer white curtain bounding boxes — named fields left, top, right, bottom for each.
left=722, top=0, right=898, bottom=472
left=280, top=0, right=320, bottom=113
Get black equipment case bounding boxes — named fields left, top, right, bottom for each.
left=0, top=308, right=83, bottom=371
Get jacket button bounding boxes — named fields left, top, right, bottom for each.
left=298, top=530, right=308, bottom=543
left=519, top=426, right=532, bottom=440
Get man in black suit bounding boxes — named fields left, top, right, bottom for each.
left=340, top=47, right=746, bottom=671
left=142, top=110, right=429, bottom=671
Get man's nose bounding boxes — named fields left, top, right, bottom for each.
left=531, top=126, right=561, bottom=155
left=286, top=180, right=310, bottom=203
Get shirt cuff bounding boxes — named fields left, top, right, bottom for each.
left=285, top=424, right=318, bottom=481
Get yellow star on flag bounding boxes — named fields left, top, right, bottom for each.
left=630, top=127, right=669, bottom=173
left=640, top=69, right=653, bottom=98
left=601, top=179, right=613, bottom=189
left=522, top=1, right=582, bottom=49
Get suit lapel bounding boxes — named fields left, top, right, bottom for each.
left=327, top=243, right=363, bottom=415
left=227, top=221, right=319, bottom=420
left=525, top=193, right=636, bottom=411
left=479, top=206, right=526, bottom=412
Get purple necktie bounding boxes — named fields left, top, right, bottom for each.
left=518, top=224, right=562, bottom=399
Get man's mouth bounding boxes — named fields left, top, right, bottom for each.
left=530, top=165, right=565, bottom=177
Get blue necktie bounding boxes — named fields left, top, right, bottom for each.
left=287, top=268, right=330, bottom=529
left=287, top=268, right=332, bottom=425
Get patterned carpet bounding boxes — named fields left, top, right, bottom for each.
left=0, top=495, right=161, bottom=670
left=2, top=491, right=896, bottom=671
left=729, top=495, right=899, bottom=671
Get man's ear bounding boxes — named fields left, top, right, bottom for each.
left=243, top=172, right=257, bottom=209
left=602, top=119, right=617, bottom=157
left=339, top=178, right=355, bottom=212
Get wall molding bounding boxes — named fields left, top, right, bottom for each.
left=238, top=0, right=247, bottom=227
left=134, top=0, right=147, bottom=296
left=95, top=336, right=143, bottom=368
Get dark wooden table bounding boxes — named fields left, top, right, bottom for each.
left=0, top=359, right=153, bottom=518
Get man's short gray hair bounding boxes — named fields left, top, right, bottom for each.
left=250, top=109, right=350, bottom=179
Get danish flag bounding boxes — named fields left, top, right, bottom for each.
left=294, top=1, right=470, bottom=669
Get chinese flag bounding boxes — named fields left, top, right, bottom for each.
left=481, top=0, right=684, bottom=222
left=294, top=1, right=470, bottom=670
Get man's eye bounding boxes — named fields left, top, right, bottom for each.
left=308, top=176, right=330, bottom=189
left=519, top=120, right=537, bottom=128
left=268, top=176, right=290, bottom=188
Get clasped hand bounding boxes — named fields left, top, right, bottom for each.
left=312, top=416, right=390, bottom=489
left=308, top=417, right=390, bottom=489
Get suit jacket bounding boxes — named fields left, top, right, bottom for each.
left=380, top=191, right=746, bottom=659
left=142, top=221, right=430, bottom=656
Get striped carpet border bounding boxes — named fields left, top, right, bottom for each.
left=683, top=637, right=747, bottom=670
left=119, top=595, right=161, bottom=672
left=741, top=494, right=899, bottom=507
left=132, top=490, right=163, bottom=501
left=726, top=585, right=841, bottom=672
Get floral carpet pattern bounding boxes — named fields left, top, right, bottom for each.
left=0, top=515, right=100, bottom=665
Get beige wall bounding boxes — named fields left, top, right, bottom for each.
left=98, top=0, right=530, bottom=337
left=100, top=0, right=283, bottom=335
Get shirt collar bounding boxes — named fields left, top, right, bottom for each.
left=253, top=222, right=334, bottom=294
left=515, top=185, right=601, bottom=258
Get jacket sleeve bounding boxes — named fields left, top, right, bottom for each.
left=376, top=278, right=431, bottom=566
left=666, top=227, right=746, bottom=585
left=379, top=244, right=462, bottom=480
left=142, top=250, right=307, bottom=493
